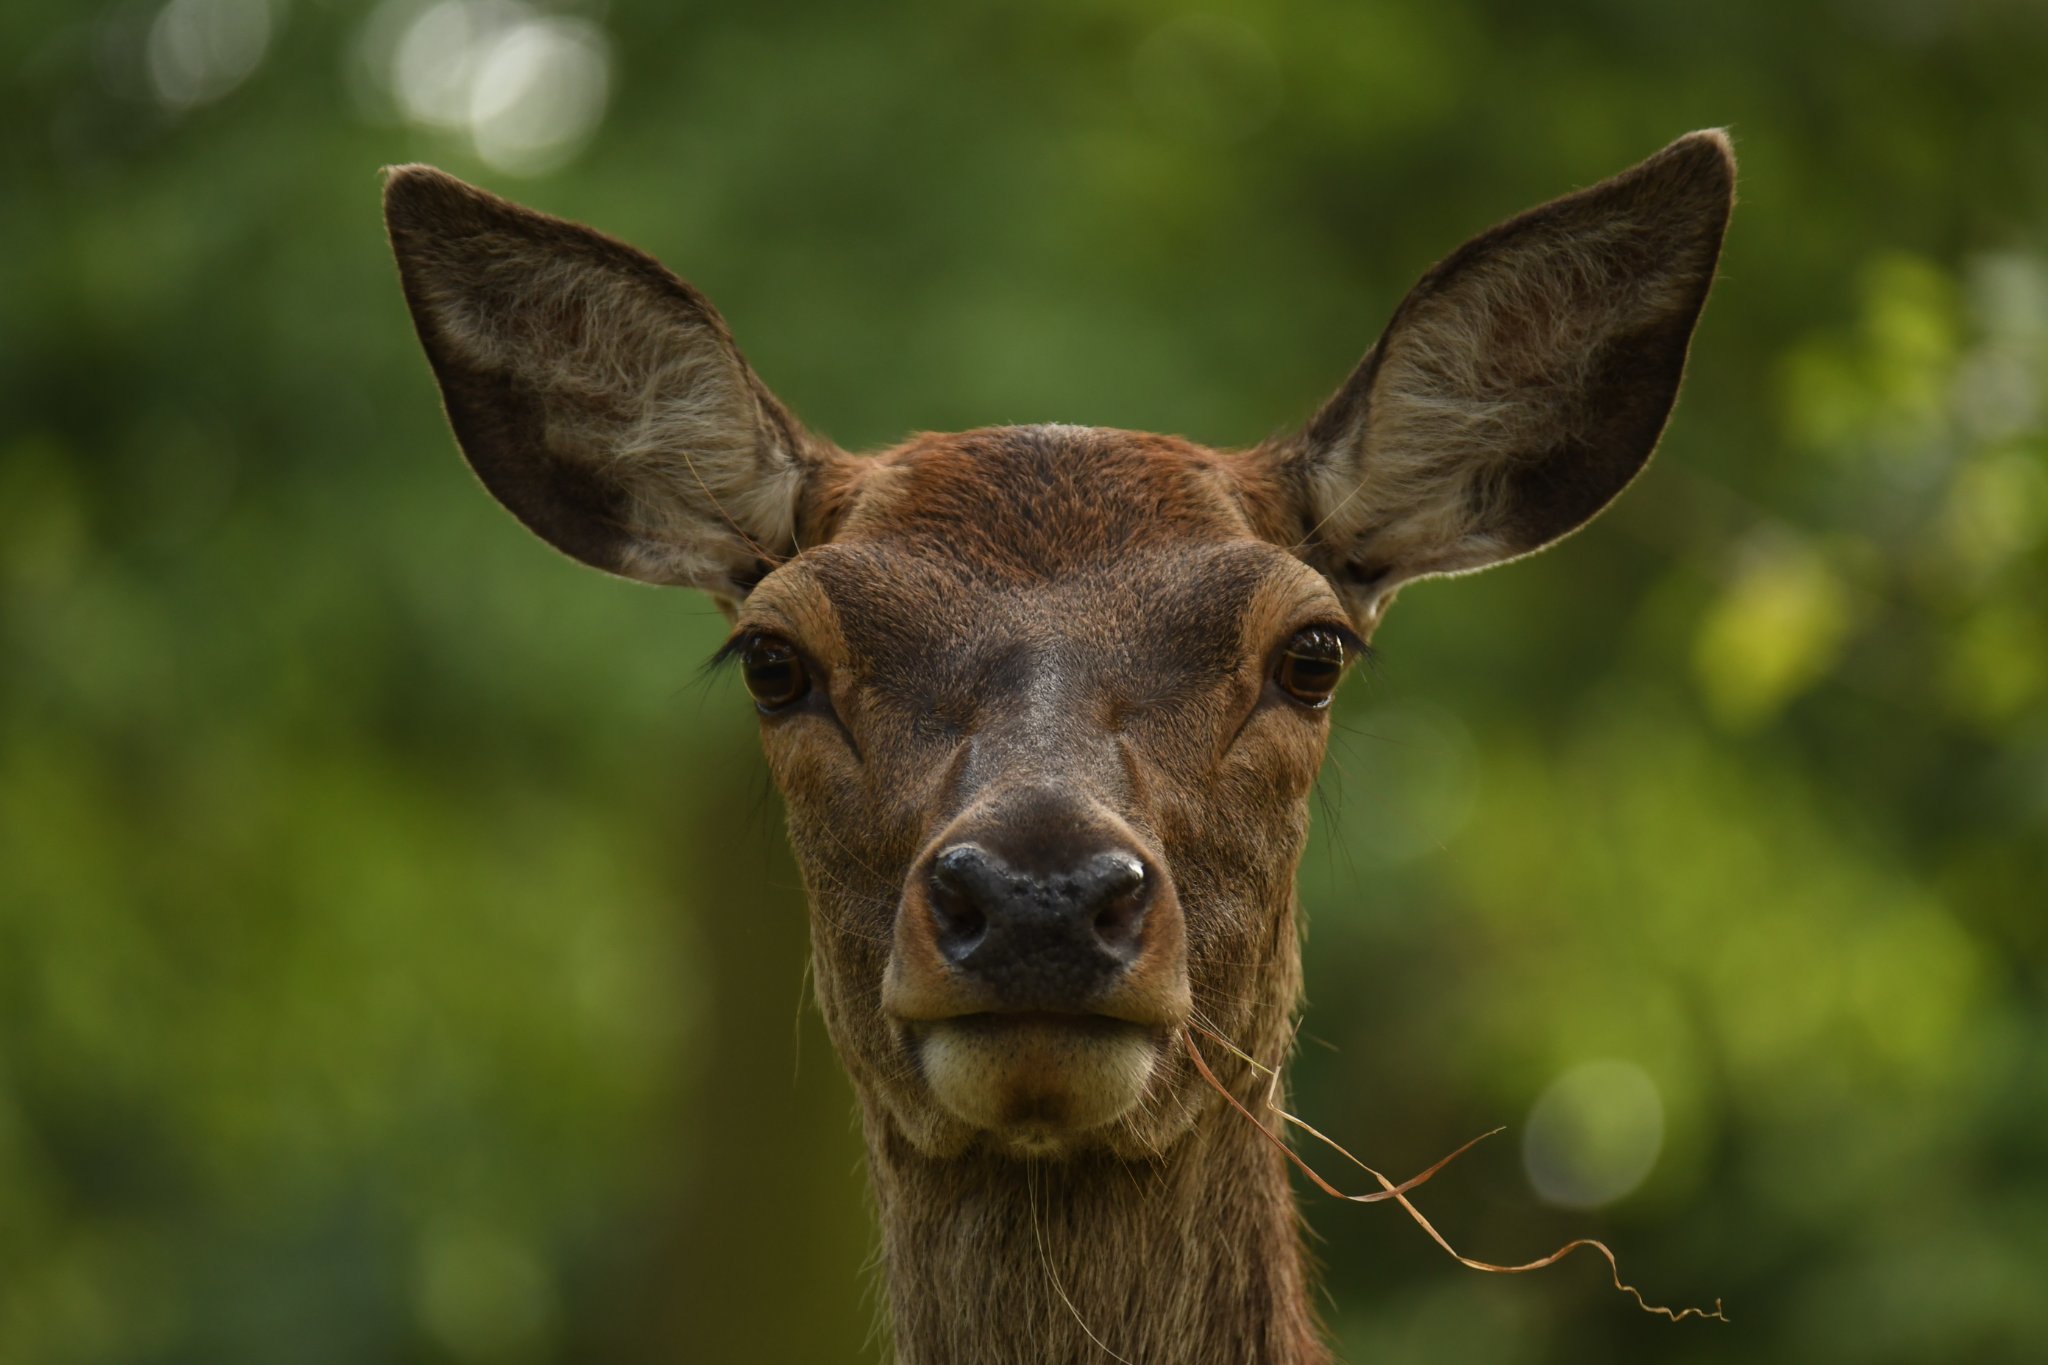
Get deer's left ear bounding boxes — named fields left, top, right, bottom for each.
left=1274, top=130, right=1735, bottom=630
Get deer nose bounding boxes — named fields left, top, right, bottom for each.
left=927, top=844, right=1153, bottom=1004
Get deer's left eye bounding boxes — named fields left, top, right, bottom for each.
left=741, top=635, right=810, bottom=711
left=1274, top=628, right=1348, bottom=708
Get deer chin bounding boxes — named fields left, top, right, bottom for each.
left=912, top=1013, right=1163, bottom=1153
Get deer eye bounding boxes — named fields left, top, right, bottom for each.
left=1274, top=628, right=1348, bottom=708
left=740, top=635, right=810, bottom=711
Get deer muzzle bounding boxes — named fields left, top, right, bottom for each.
left=882, top=795, right=1190, bottom=1147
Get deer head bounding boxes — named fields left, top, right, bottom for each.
left=385, top=131, right=1732, bottom=1361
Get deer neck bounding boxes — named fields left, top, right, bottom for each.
left=863, top=1019, right=1326, bottom=1364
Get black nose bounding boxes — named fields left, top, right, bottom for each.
left=927, top=843, right=1152, bottom=1007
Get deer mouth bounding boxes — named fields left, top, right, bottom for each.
left=909, top=1011, right=1164, bottom=1149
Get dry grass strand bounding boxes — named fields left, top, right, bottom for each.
left=1183, top=1027, right=1728, bottom=1325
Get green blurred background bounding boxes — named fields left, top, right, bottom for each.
left=5, top=0, right=2046, bottom=1360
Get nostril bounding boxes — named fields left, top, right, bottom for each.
left=1087, top=853, right=1150, bottom=960
left=932, top=897, right=987, bottom=963
left=931, top=844, right=982, bottom=893
left=1094, top=852, right=1146, bottom=900
left=929, top=845, right=992, bottom=963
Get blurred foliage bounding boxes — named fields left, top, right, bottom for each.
left=3, top=0, right=2045, bottom=1361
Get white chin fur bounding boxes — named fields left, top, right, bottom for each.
left=918, top=1019, right=1158, bottom=1149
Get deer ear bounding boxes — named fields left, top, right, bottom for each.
left=1280, top=130, right=1734, bottom=628
left=383, top=165, right=834, bottom=599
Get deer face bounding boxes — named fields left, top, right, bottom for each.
left=384, top=132, right=1731, bottom=1159
left=734, top=426, right=1344, bottom=1154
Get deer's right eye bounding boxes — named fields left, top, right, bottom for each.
left=740, top=635, right=810, bottom=711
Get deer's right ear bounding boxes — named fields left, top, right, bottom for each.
left=383, top=166, right=837, bottom=600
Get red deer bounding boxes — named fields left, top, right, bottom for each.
left=384, top=130, right=1733, bottom=1364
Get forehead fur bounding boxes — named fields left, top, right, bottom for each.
left=790, top=540, right=1323, bottom=680
left=749, top=425, right=1337, bottom=705
left=829, top=425, right=1263, bottom=579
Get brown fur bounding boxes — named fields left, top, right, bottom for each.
left=383, top=133, right=1734, bottom=1364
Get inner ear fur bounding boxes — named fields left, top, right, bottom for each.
left=383, top=165, right=837, bottom=599
left=1280, top=130, right=1736, bottom=626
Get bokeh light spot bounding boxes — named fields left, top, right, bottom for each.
left=391, top=0, right=493, bottom=129
left=380, top=0, right=611, bottom=174
left=467, top=17, right=610, bottom=175
left=1523, top=1059, right=1665, bottom=1209
left=1693, top=531, right=1856, bottom=729
left=146, top=0, right=276, bottom=110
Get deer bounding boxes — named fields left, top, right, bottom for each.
left=383, top=129, right=1733, bottom=1364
